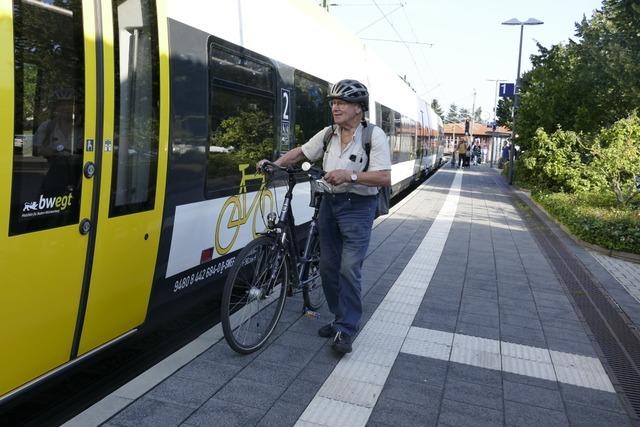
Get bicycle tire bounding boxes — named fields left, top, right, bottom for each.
left=303, top=235, right=325, bottom=311
left=221, top=235, right=288, bottom=354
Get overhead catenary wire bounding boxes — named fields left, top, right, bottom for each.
left=369, top=0, right=429, bottom=94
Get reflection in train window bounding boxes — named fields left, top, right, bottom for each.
left=109, top=0, right=159, bottom=216
left=206, top=40, right=275, bottom=199
left=10, top=0, right=84, bottom=235
left=294, top=71, right=329, bottom=146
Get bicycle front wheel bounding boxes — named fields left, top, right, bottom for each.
left=221, top=235, right=288, bottom=354
left=303, top=236, right=325, bottom=311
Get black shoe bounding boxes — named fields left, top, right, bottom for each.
left=332, top=331, right=352, bottom=354
left=318, top=323, right=336, bottom=338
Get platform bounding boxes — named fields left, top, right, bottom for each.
left=65, top=166, right=639, bottom=427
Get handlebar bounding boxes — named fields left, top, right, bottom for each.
left=259, top=160, right=325, bottom=180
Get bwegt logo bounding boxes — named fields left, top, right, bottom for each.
left=23, top=192, right=74, bottom=213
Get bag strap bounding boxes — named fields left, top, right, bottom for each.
left=361, top=124, right=375, bottom=172
left=322, top=123, right=376, bottom=172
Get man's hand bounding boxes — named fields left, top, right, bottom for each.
left=324, top=169, right=351, bottom=185
left=256, top=159, right=269, bottom=173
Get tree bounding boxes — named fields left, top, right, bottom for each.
left=446, top=104, right=459, bottom=123
left=459, top=108, right=470, bottom=120
left=474, top=107, right=482, bottom=122
left=431, top=99, right=444, bottom=118
left=515, top=0, right=640, bottom=150
left=496, top=97, right=513, bottom=129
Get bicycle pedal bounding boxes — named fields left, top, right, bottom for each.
left=303, top=309, right=320, bottom=319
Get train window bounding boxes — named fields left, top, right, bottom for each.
left=109, top=0, right=159, bottom=216
left=9, top=0, right=85, bottom=235
left=206, top=40, right=275, bottom=198
left=294, top=71, right=329, bottom=145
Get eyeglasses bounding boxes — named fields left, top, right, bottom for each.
left=329, top=100, right=350, bottom=109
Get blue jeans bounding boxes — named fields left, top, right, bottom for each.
left=318, top=192, right=377, bottom=336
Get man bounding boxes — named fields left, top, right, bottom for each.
left=456, top=138, right=468, bottom=168
left=258, top=79, right=391, bottom=354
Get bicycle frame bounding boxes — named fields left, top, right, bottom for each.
left=265, top=167, right=322, bottom=293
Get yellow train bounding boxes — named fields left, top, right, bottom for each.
left=0, top=0, right=444, bottom=402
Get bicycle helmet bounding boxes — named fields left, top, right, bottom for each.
left=328, top=79, right=369, bottom=111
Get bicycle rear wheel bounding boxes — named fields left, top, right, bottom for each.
left=221, top=235, right=288, bottom=353
left=303, top=236, right=325, bottom=311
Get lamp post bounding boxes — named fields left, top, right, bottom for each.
left=502, top=17, right=543, bottom=185
left=486, top=78, right=507, bottom=167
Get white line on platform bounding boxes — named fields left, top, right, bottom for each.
left=401, top=326, right=614, bottom=392
left=296, top=170, right=464, bottom=427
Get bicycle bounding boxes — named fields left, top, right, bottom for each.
left=215, top=163, right=274, bottom=255
left=221, top=161, right=327, bottom=353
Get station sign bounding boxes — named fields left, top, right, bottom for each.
left=499, top=83, right=515, bottom=97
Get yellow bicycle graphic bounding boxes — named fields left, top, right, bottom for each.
left=215, top=164, right=275, bottom=255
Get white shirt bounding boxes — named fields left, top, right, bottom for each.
left=301, top=124, right=391, bottom=196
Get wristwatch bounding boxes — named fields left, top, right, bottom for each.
left=350, top=172, right=358, bottom=183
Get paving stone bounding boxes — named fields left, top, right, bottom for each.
left=369, top=394, right=439, bottom=427
left=279, top=379, right=322, bottom=406
left=256, top=344, right=316, bottom=368
left=564, top=400, right=633, bottom=426
left=237, top=359, right=303, bottom=388
left=175, top=358, right=240, bottom=386
left=446, top=361, right=502, bottom=389
left=503, top=380, right=564, bottom=411
left=296, top=360, right=336, bottom=384
left=502, top=370, right=559, bottom=392
left=183, top=397, right=264, bottom=427
left=457, top=311, right=500, bottom=328
left=559, top=383, right=627, bottom=414
left=455, top=322, right=500, bottom=341
left=388, top=352, right=447, bottom=389
left=214, top=377, right=285, bottom=411
left=379, top=377, right=442, bottom=406
left=199, top=342, right=260, bottom=367
left=106, top=397, right=192, bottom=427
left=256, top=401, right=306, bottom=427
left=504, top=400, right=569, bottom=427
left=545, top=336, right=597, bottom=357
left=147, top=376, right=220, bottom=408
left=274, top=330, right=328, bottom=352
left=437, top=398, right=503, bottom=427
left=443, top=378, right=503, bottom=411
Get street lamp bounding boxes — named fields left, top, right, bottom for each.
left=502, top=17, right=543, bottom=185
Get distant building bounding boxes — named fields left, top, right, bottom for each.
left=443, top=122, right=511, bottom=161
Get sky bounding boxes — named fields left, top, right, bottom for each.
left=305, top=0, right=603, bottom=122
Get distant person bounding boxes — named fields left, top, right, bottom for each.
left=456, top=139, right=467, bottom=168
left=499, top=141, right=511, bottom=169
left=472, top=141, right=481, bottom=165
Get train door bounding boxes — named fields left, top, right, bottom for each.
left=1, top=0, right=97, bottom=397
left=0, top=0, right=168, bottom=398
left=75, top=0, right=168, bottom=355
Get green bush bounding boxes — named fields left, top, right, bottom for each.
left=533, top=191, right=640, bottom=254
left=517, top=127, right=594, bottom=193
left=588, top=113, right=640, bottom=207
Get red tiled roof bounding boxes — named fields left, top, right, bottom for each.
left=444, top=122, right=510, bottom=136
